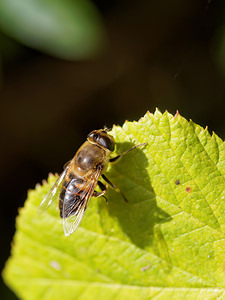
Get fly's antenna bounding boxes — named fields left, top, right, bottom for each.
left=103, top=126, right=111, bottom=132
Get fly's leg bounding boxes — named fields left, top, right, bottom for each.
left=102, top=174, right=128, bottom=203
left=93, top=181, right=108, bottom=202
left=109, top=142, right=147, bottom=163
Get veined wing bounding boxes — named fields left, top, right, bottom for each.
left=63, top=167, right=102, bottom=236
left=39, top=166, right=69, bottom=213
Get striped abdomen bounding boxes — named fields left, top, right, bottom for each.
left=59, top=176, right=87, bottom=218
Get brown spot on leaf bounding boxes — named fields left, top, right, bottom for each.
left=175, top=180, right=180, bottom=185
left=186, top=187, right=191, bottom=193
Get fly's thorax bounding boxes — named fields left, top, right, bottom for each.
left=74, top=141, right=109, bottom=171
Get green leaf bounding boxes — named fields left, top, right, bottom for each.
left=3, top=110, right=225, bottom=299
left=0, top=0, right=105, bottom=59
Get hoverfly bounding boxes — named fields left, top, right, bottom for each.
left=39, top=129, right=147, bottom=236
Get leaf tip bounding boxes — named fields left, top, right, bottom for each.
left=112, top=124, right=117, bottom=130
left=174, top=110, right=180, bottom=118
left=42, top=179, right=47, bottom=185
left=35, top=183, right=41, bottom=189
left=189, top=119, right=194, bottom=127
left=155, top=107, right=162, bottom=114
left=138, top=115, right=146, bottom=122
left=154, top=108, right=162, bottom=118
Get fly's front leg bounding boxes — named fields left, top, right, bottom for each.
left=109, top=142, right=147, bottom=163
left=102, top=174, right=128, bottom=203
left=93, top=181, right=108, bottom=202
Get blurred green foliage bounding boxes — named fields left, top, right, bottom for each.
left=0, top=0, right=105, bottom=59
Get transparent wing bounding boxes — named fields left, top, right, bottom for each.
left=63, top=167, right=102, bottom=236
left=39, top=166, right=69, bottom=213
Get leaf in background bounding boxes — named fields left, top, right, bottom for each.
left=3, top=110, right=225, bottom=299
left=0, top=0, right=105, bottom=59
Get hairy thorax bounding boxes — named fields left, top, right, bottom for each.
left=74, top=141, right=108, bottom=172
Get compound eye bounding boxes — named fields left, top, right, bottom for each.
left=87, top=131, right=100, bottom=143
left=87, top=130, right=115, bottom=151
left=99, top=135, right=115, bottom=151
left=93, top=133, right=99, bottom=141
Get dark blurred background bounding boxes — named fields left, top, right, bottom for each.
left=1, top=0, right=225, bottom=298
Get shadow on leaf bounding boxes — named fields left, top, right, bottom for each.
left=98, top=142, right=171, bottom=260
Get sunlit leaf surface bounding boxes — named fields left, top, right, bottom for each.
left=3, top=110, right=225, bottom=299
